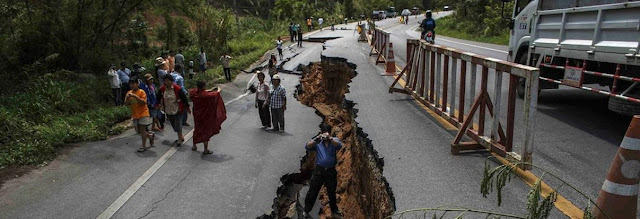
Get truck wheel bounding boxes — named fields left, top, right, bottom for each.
left=515, top=53, right=528, bottom=99
left=608, top=97, right=640, bottom=116
left=517, top=78, right=526, bottom=98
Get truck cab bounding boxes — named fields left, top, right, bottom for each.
left=507, top=0, right=640, bottom=115
left=386, top=7, right=397, bottom=18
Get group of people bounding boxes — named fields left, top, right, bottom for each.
left=254, top=71, right=286, bottom=132
left=108, top=47, right=233, bottom=154
left=288, top=23, right=304, bottom=47
left=108, top=62, right=145, bottom=106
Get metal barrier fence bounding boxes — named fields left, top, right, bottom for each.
left=369, top=27, right=391, bottom=65
left=389, top=39, right=541, bottom=165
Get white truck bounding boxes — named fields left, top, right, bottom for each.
left=507, top=0, right=640, bottom=115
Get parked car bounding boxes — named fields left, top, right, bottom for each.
left=372, top=10, right=387, bottom=20
left=386, top=7, right=396, bottom=18
left=443, top=5, right=450, bottom=11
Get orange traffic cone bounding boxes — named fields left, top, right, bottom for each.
left=593, top=115, right=640, bottom=218
left=383, top=43, right=397, bottom=76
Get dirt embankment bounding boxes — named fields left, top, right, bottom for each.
left=260, top=56, right=395, bottom=219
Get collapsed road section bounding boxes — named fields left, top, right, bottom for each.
left=260, top=56, right=395, bottom=218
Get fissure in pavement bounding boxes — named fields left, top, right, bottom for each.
left=259, top=56, right=395, bottom=218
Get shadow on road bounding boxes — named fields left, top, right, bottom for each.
left=200, top=154, right=234, bottom=163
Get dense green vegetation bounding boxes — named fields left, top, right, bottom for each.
left=436, top=0, right=513, bottom=45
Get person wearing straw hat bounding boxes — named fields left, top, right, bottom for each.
left=254, top=71, right=271, bottom=130
left=268, top=74, right=286, bottom=132
left=155, top=57, right=168, bottom=84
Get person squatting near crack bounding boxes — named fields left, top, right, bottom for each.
left=303, top=124, right=344, bottom=219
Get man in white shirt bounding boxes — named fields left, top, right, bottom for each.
left=318, top=17, right=324, bottom=30
left=107, top=64, right=122, bottom=106
left=198, top=47, right=207, bottom=73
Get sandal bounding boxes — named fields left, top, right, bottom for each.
left=137, top=147, right=147, bottom=152
left=203, top=150, right=213, bottom=155
left=149, top=134, right=155, bottom=147
left=192, top=146, right=197, bottom=151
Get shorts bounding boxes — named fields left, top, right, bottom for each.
left=166, top=114, right=183, bottom=133
left=133, top=116, right=152, bottom=133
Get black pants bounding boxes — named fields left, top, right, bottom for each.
left=120, top=83, right=130, bottom=104
left=297, top=35, right=303, bottom=47
left=112, top=88, right=122, bottom=106
left=223, top=68, right=231, bottom=81
left=270, top=107, right=284, bottom=131
left=304, top=166, right=338, bottom=213
left=290, top=32, right=295, bottom=42
left=257, top=100, right=271, bottom=127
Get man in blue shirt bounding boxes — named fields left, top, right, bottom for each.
left=118, top=62, right=132, bottom=101
left=303, top=127, right=344, bottom=218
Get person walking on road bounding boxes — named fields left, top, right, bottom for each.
left=198, top=47, right=207, bottom=73
left=289, top=22, right=295, bottom=43
left=140, top=73, right=161, bottom=131
left=255, top=71, right=271, bottom=130
left=297, top=26, right=303, bottom=47
left=125, top=78, right=154, bottom=152
left=175, top=50, right=185, bottom=77
left=220, top=52, right=233, bottom=82
left=302, top=127, right=343, bottom=218
left=318, top=17, right=324, bottom=30
left=307, top=17, right=313, bottom=32
left=171, top=65, right=190, bottom=127
left=157, top=75, right=191, bottom=146
left=118, top=62, right=132, bottom=102
left=268, top=74, right=286, bottom=132
left=292, top=23, right=299, bottom=42
left=189, top=81, right=226, bottom=154
left=269, top=53, right=278, bottom=78
left=107, top=64, right=122, bottom=106
left=276, top=37, right=284, bottom=60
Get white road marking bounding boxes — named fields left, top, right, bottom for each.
left=436, top=38, right=508, bottom=54
left=97, top=94, right=246, bottom=219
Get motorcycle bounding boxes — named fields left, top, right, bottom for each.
left=423, top=30, right=435, bottom=44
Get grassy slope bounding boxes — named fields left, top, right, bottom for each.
left=436, top=16, right=509, bottom=46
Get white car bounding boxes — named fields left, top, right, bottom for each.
left=443, top=5, right=450, bottom=11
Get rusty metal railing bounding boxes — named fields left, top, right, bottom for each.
left=390, top=39, right=541, bottom=165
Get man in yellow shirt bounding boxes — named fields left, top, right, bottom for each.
left=125, top=78, right=154, bottom=152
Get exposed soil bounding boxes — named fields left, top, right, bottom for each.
left=259, top=56, right=395, bottom=219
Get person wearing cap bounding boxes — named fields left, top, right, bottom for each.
left=255, top=71, right=271, bottom=130
left=125, top=77, right=154, bottom=152
left=155, top=57, right=168, bottom=84
left=302, top=125, right=343, bottom=218
left=140, top=73, right=161, bottom=131
left=118, top=62, right=132, bottom=103
left=107, top=64, right=122, bottom=106
left=268, top=74, right=286, bottom=132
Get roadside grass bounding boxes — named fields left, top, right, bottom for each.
left=0, top=72, right=131, bottom=167
left=436, top=16, right=510, bottom=45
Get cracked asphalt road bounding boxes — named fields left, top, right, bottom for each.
left=0, top=14, right=633, bottom=218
